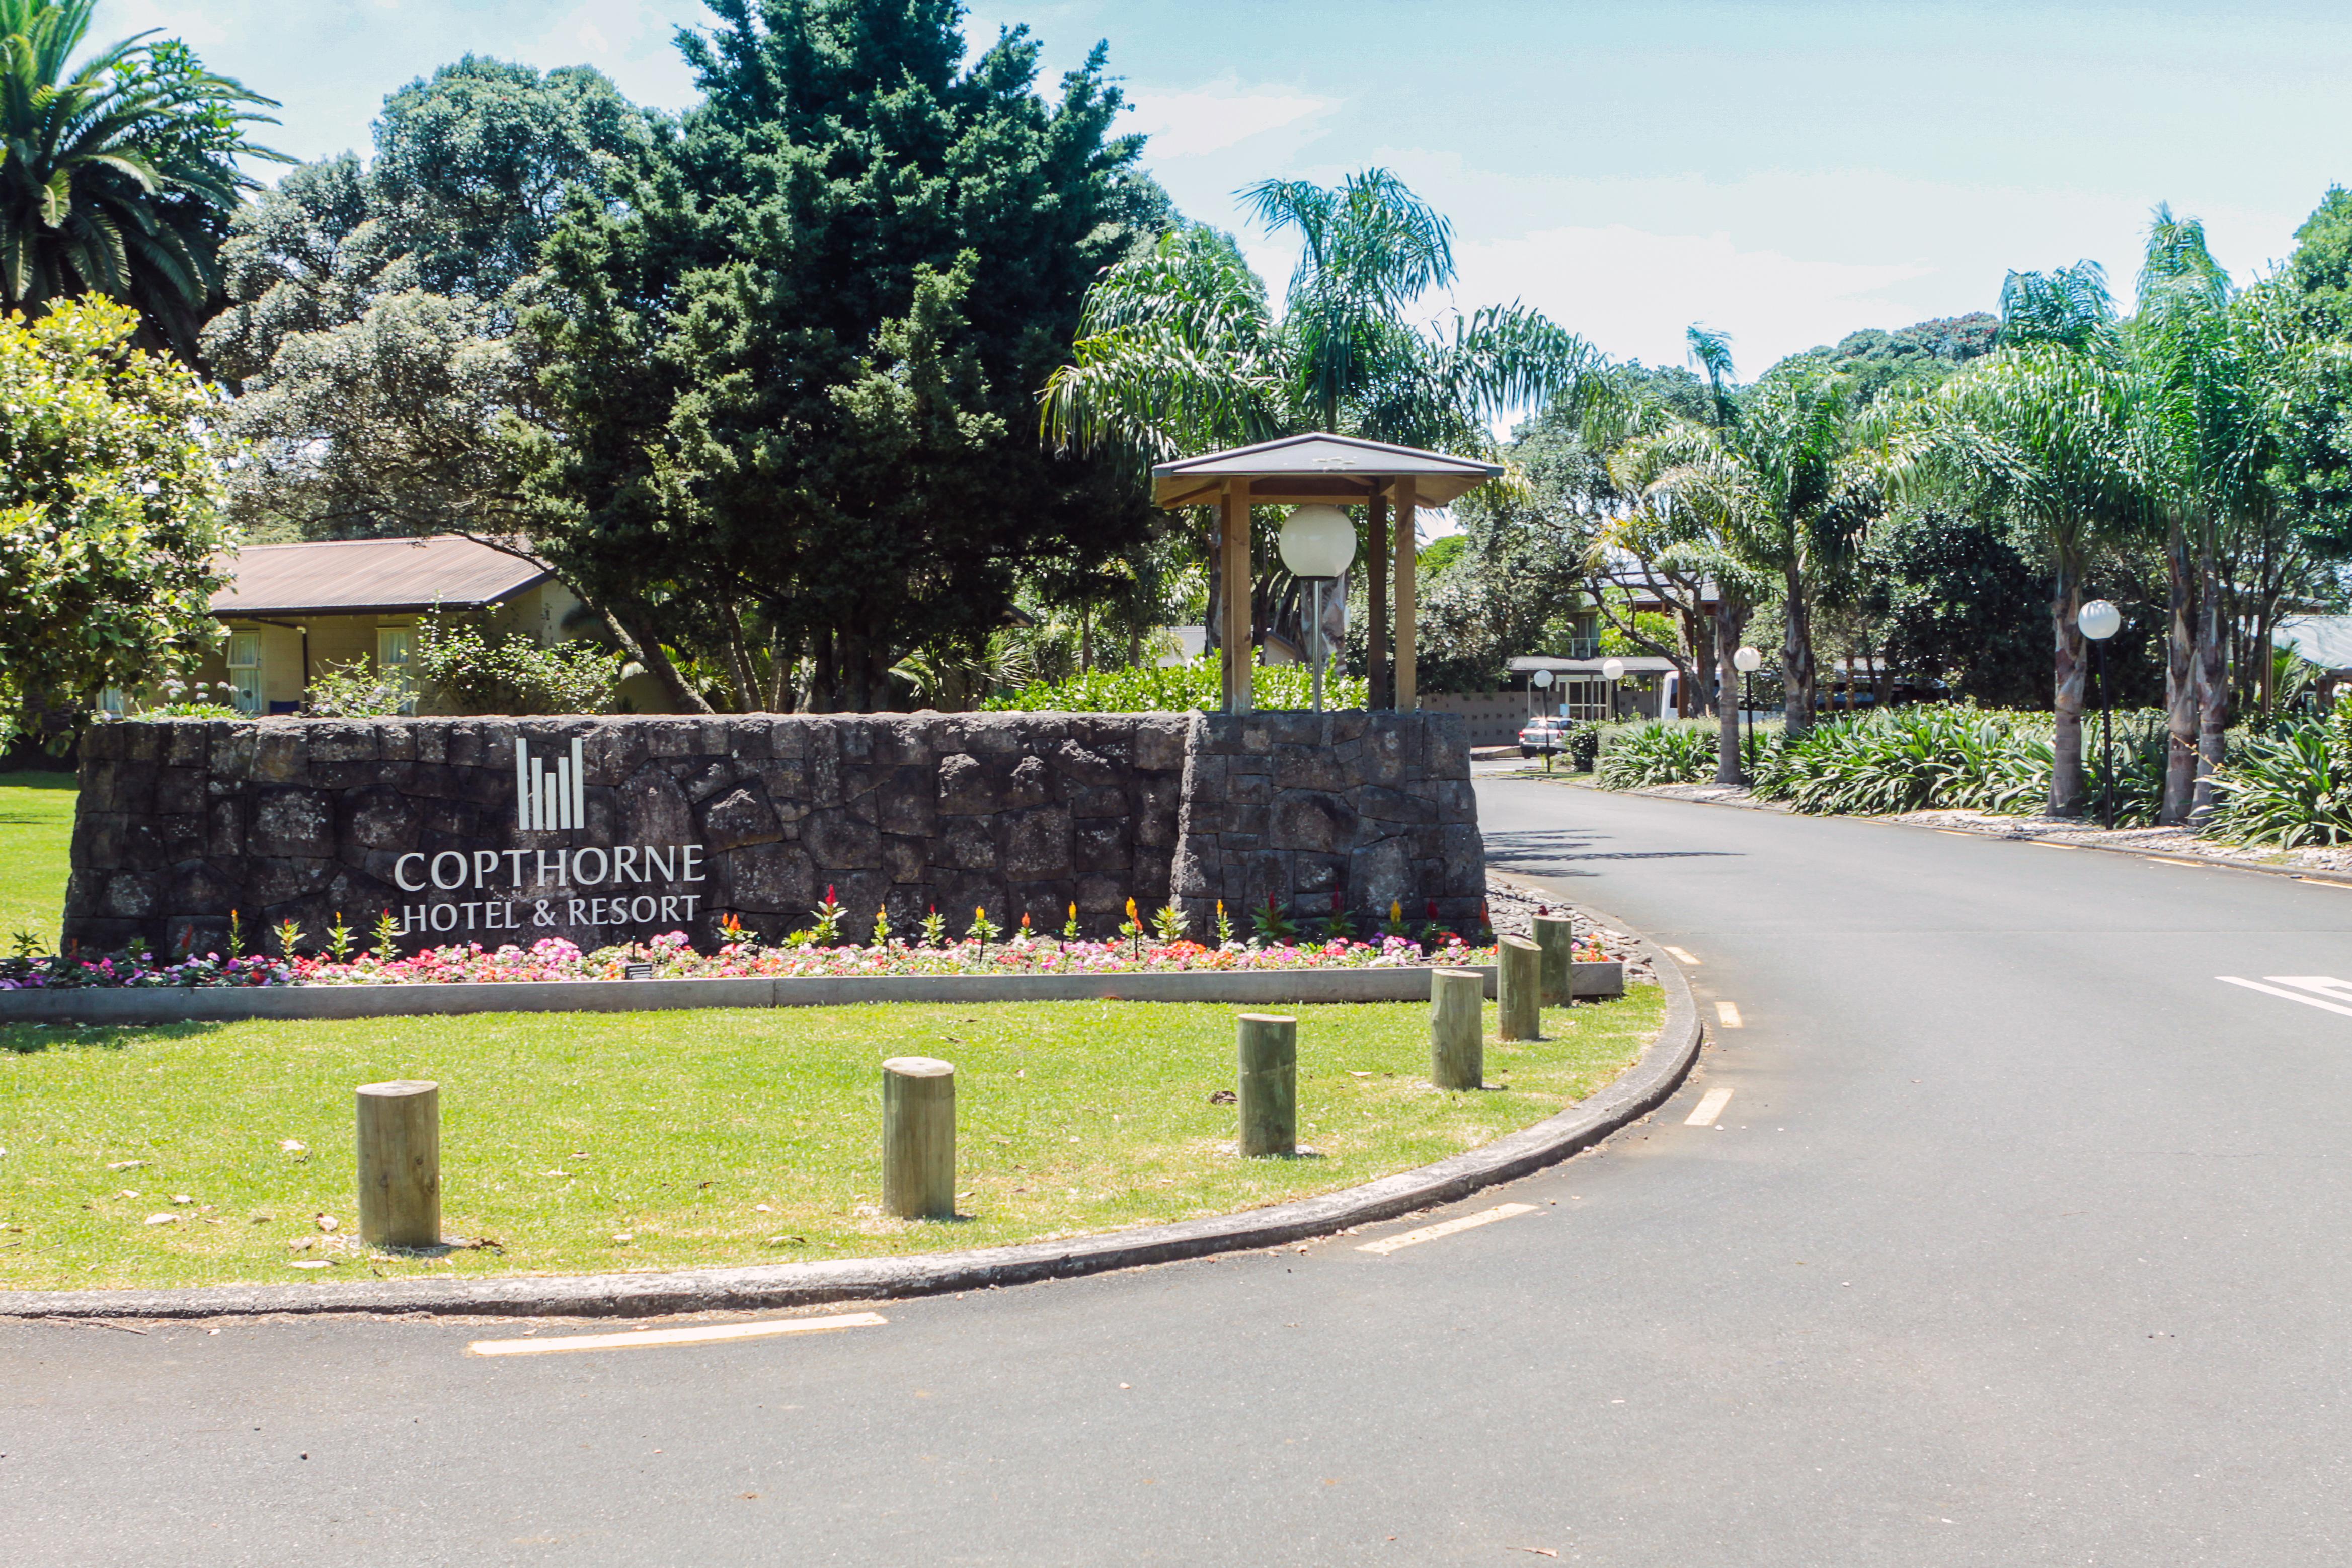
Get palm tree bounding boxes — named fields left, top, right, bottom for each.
left=0, top=1, right=281, bottom=361
left=1611, top=360, right=1864, bottom=744
left=1041, top=170, right=1598, bottom=682
left=1903, top=268, right=2143, bottom=814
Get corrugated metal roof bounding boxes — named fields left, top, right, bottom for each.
left=209, top=535, right=553, bottom=618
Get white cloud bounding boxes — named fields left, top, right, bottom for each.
left=1449, top=224, right=1934, bottom=372
left=1122, top=74, right=1334, bottom=161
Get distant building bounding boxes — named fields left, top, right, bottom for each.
left=185, top=535, right=586, bottom=715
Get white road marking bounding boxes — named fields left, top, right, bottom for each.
left=1356, top=1203, right=1538, bottom=1256
left=2217, top=976, right=2352, bottom=1019
left=2147, top=856, right=2209, bottom=868
left=1661, top=946, right=1700, bottom=965
left=469, top=1311, right=887, bottom=1357
left=2295, top=876, right=2352, bottom=889
left=1686, top=1087, right=1734, bottom=1126
left=1714, top=1000, right=1744, bottom=1028
left=1935, top=830, right=1974, bottom=837
left=2029, top=840, right=2078, bottom=850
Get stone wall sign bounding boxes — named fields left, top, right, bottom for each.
left=64, top=711, right=1482, bottom=957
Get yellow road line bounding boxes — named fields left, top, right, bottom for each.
left=1356, top=1203, right=1539, bottom=1256
left=2146, top=856, right=2209, bottom=868
left=469, top=1311, right=888, bottom=1357
left=1661, top=945, right=1700, bottom=965
left=2029, top=840, right=2078, bottom=850
left=1685, top=1087, right=1734, bottom=1126
left=1714, top=1000, right=1744, bottom=1028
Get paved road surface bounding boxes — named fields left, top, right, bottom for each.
left=12, top=781, right=2352, bottom=1565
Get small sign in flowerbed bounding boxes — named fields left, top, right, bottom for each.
left=2, top=893, right=1607, bottom=992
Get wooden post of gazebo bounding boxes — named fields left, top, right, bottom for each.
left=1151, top=436, right=1500, bottom=714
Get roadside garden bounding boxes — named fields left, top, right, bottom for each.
left=0, top=988, right=1662, bottom=1291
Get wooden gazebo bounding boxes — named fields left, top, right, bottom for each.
left=1151, top=434, right=1504, bottom=714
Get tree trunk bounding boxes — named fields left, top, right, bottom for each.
left=767, top=628, right=798, bottom=713
left=1203, top=541, right=1221, bottom=657
left=1780, top=564, right=1817, bottom=737
left=718, top=597, right=759, bottom=714
left=2161, top=520, right=2198, bottom=825
left=607, top=600, right=714, bottom=715
left=810, top=627, right=839, bottom=713
left=1713, top=598, right=1746, bottom=787
left=2193, top=535, right=2228, bottom=819
left=868, top=637, right=898, bottom=713
left=2049, top=556, right=2087, bottom=817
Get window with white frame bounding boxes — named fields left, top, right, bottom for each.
left=376, top=625, right=415, bottom=713
left=226, top=631, right=263, bottom=714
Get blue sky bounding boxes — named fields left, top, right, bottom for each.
left=118, top=0, right=2352, bottom=375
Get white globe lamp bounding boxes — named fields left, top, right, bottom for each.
left=2079, top=600, right=2121, bottom=641
left=1733, top=646, right=1762, bottom=673
left=1278, top=505, right=1357, bottom=714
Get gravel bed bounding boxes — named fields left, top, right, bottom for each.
left=1483, top=876, right=1658, bottom=985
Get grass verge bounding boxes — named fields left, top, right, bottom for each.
left=0, top=991, right=1662, bottom=1292
left=0, top=773, right=73, bottom=949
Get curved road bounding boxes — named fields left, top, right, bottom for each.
left=13, top=780, right=2352, bottom=1564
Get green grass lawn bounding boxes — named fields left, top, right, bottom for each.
left=0, top=990, right=1662, bottom=1291
left=0, top=772, right=73, bottom=949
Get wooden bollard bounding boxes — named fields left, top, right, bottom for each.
left=356, top=1079, right=440, bottom=1248
left=1533, top=914, right=1576, bottom=1006
left=882, top=1056, right=957, bottom=1219
left=1236, top=1013, right=1297, bottom=1157
left=1430, top=969, right=1485, bottom=1090
left=1498, top=934, right=1542, bottom=1041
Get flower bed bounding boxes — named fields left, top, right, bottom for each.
left=3, top=926, right=1616, bottom=993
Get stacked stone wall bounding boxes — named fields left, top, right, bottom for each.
left=63, top=710, right=1480, bottom=957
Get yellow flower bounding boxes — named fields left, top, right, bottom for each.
left=1125, top=897, right=1139, bottom=923
left=1390, top=900, right=1402, bottom=922
left=1068, top=902, right=1077, bottom=919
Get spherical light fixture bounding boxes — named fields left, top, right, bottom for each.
left=1733, top=646, right=1762, bottom=674
left=1277, top=505, right=1357, bottom=579
left=2079, top=599, right=2122, bottom=641
left=1531, top=669, right=1554, bottom=688
left=1601, top=657, right=1626, bottom=683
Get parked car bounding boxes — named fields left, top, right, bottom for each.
left=1519, top=716, right=1570, bottom=758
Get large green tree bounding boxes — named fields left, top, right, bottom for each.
left=201, top=57, right=653, bottom=545
left=0, top=0, right=280, bottom=362
left=0, top=297, right=231, bottom=744
left=516, top=0, right=1167, bottom=713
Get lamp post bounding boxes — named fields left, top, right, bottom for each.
left=1531, top=668, right=1555, bottom=768
left=1601, top=657, right=1626, bottom=723
left=1733, top=645, right=1762, bottom=781
left=1278, top=505, right=1358, bottom=713
left=2079, top=599, right=2122, bottom=828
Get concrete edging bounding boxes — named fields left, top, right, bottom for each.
left=0, top=962, right=1629, bottom=1024
left=0, top=952, right=1695, bottom=1321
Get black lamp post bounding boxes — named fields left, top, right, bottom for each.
left=2080, top=599, right=2122, bottom=828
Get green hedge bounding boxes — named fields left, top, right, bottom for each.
left=983, top=655, right=1368, bottom=714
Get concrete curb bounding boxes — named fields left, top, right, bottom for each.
left=0, top=949, right=1699, bottom=1321
left=0, top=962, right=1628, bottom=1025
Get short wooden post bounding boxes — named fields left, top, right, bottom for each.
left=356, top=1079, right=440, bottom=1248
left=1498, top=935, right=1542, bottom=1041
left=1533, top=914, right=1576, bottom=1006
left=1430, top=969, right=1485, bottom=1090
left=1236, top=1013, right=1296, bottom=1156
left=882, top=1056, right=956, bottom=1219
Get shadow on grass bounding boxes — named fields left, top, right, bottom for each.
left=1, top=1020, right=230, bottom=1054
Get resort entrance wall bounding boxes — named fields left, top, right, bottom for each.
left=64, top=711, right=1484, bottom=957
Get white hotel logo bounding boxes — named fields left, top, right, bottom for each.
left=518, top=737, right=587, bottom=831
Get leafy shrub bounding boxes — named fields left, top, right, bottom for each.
left=1565, top=721, right=1601, bottom=772
left=1752, top=707, right=2050, bottom=815
left=984, top=654, right=1368, bottom=713
left=1595, top=721, right=1720, bottom=788
left=303, top=657, right=410, bottom=718
left=414, top=614, right=622, bottom=715
left=2208, top=712, right=2352, bottom=847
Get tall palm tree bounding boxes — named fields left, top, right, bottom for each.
left=1905, top=283, right=2143, bottom=814
left=1042, top=171, right=1599, bottom=681
left=1613, top=363, right=1863, bottom=743
left=0, top=0, right=280, bottom=361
